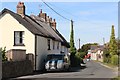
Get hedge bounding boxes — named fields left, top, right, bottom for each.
left=111, top=55, right=118, bottom=66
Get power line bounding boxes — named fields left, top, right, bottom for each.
left=43, top=2, right=100, bottom=25
left=47, top=2, right=76, bottom=18
left=41, top=0, right=71, bottom=21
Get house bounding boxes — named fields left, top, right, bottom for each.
left=0, top=2, right=70, bottom=71
left=89, top=45, right=104, bottom=62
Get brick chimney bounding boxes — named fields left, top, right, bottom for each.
left=51, top=19, right=56, bottom=30
left=17, top=2, right=25, bottom=16
left=46, top=16, right=50, bottom=25
left=39, top=9, right=47, bottom=21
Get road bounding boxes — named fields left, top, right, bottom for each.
left=14, top=60, right=118, bottom=79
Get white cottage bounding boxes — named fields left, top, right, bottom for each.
left=89, top=45, right=104, bottom=61
left=0, top=2, right=70, bottom=70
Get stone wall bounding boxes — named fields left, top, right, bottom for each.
left=2, top=60, right=33, bottom=79
left=6, top=49, right=26, bottom=61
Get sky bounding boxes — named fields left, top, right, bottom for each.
left=0, top=1, right=119, bottom=49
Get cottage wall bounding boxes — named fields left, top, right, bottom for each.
left=0, top=13, right=35, bottom=54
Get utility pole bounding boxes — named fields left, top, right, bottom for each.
left=78, top=38, right=80, bottom=49
left=103, top=37, right=105, bottom=45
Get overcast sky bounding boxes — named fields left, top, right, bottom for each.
left=0, top=1, right=118, bottom=49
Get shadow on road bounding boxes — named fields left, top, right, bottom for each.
left=33, top=65, right=87, bottom=74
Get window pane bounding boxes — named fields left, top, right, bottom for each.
left=48, top=39, right=50, bottom=50
left=14, top=31, right=24, bottom=45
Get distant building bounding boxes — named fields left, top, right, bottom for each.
left=0, top=2, right=70, bottom=71
left=88, top=45, right=104, bottom=62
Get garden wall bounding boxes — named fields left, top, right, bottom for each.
left=2, top=60, right=33, bottom=79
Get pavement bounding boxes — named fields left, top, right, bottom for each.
left=10, top=60, right=118, bottom=79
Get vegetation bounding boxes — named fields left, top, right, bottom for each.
left=69, top=20, right=76, bottom=66
left=0, top=47, right=7, bottom=61
left=75, top=51, right=86, bottom=64
left=111, top=76, right=120, bottom=80
left=111, top=55, right=118, bottom=66
left=109, top=25, right=117, bottom=55
left=80, top=43, right=98, bottom=55
left=103, top=25, right=118, bottom=66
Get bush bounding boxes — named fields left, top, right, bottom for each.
left=76, top=52, right=86, bottom=59
left=103, top=49, right=111, bottom=63
left=0, top=47, right=7, bottom=61
left=103, top=56, right=111, bottom=63
left=111, top=55, right=118, bottom=66
left=74, top=52, right=86, bottom=66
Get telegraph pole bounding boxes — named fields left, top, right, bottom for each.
left=78, top=38, right=80, bottom=49
left=103, top=37, right=105, bottom=45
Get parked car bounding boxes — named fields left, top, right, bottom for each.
left=45, top=54, right=70, bottom=71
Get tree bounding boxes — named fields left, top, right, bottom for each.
left=80, top=43, right=98, bottom=54
left=70, top=20, right=76, bottom=66
left=109, top=25, right=117, bottom=55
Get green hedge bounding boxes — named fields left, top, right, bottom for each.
left=103, top=57, right=111, bottom=63
left=111, top=55, right=118, bottom=66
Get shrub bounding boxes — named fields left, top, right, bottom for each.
left=0, top=47, right=7, bottom=61
left=111, top=55, right=118, bottom=66
left=103, top=48, right=111, bottom=63
left=103, top=56, right=111, bottom=63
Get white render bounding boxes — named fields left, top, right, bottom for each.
left=90, top=50, right=103, bottom=61
left=0, top=13, right=35, bottom=54
left=91, top=52, right=97, bottom=60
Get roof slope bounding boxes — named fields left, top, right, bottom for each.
left=0, top=8, right=55, bottom=39
left=0, top=8, right=70, bottom=47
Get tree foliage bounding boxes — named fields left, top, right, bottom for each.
left=0, top=47, right=7, bottom=61
left=103, top=25, right=118, bottom=66
left=70, top=20, right=76, bottom=55
left=109, top=25, right=117, bottom=55
left=80, top=43, right=98, bottom=54
left=69, top=20, right=76, bottom=66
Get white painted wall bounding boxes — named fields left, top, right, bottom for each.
left=36, top=37, right=64, bottom=70
left=48, top=40, right=61, bottom=54
left=91, top=52, right=97, bottom=60
left=36, top=36, right=48, bottom=70
left=0, top=13, right=35, bottom=54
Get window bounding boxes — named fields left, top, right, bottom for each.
left=57, top=42, right=59, bottom=50
left=48, top=39, right=50, bottom=50
left=14, top=31, right=24, bottom=46
left=53, top=41, right=55, bottom=50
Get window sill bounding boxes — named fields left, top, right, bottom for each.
left=13, top=44, right=25, bottom=46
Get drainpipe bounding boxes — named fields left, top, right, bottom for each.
left=35, top=35, right=37, bottom=70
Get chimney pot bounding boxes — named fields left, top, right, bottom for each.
left=40, top=9, right=42, bottom=13
left=50, top=18, right=52, bottom=22
left=53, top=19, right=55, bottom=22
